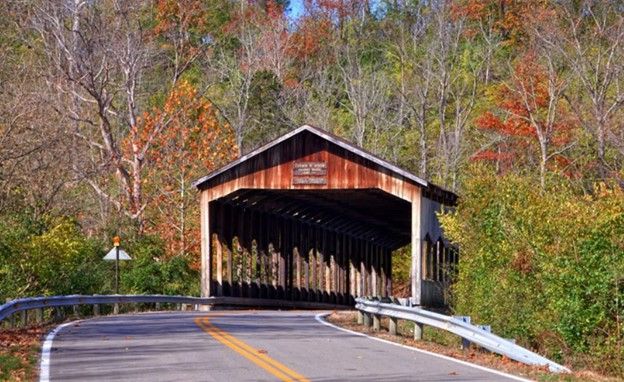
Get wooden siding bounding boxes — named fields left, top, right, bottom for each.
left=198, top=131, right=421, bottom=203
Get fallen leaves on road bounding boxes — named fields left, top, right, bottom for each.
left=0, top=325, right=51, bottom=381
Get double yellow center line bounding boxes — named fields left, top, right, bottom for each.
left=194, top=316, right=309, bottom=382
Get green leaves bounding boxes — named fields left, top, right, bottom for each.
left=0, top=216, right=108, bottom=300
left=440, top=166, right=624, bottom=374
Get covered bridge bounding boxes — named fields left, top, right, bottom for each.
left=193, top=125, right=457, bottom=306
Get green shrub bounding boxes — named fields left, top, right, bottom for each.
left=121, top=235, right=199, bottom=296
left=0, top=216, right=108, bottom=300
left=440, top=166, right=624, bottom=375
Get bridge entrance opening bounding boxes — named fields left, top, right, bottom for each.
left=207, top=188, right=410, bottom=305
left=194, top=125, right=457, bottom=306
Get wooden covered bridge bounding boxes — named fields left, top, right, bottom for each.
left=193, top=125, right=457, bottom=306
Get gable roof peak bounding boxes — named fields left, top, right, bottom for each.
left=193, top=124, right=429, bottom=189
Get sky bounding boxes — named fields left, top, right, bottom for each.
left=287, top=0, right=305, bottom=19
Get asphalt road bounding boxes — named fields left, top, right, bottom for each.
left=47, top=310, right=526, bottom=381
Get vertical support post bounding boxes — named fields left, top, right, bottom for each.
left=363, top=312, right=372, bottom=328
left=371, top=244, right=377, bottom=297
left=349, top=237, right=355, bottom=300
left=200, top=192, right=212, bottom=297
left=54, top=307, right=63, bottom=322
left=36, top=308, right=44, bottom=323
left=216, top=233, right=223, bottom=296
left=93, top=304, right=100, bottom=316
left=330, top=254, right=336, bottom=299
left=411, top=193, right=422, bottom=306
left=420, top=237, right=431, bottom=280
left=373, top=314, right=381, bottom=331
left=278, top=219, right=286, bottom=298
left=326, top=254, right=332, bottom=296
left=357, top=311, right=364, bottom=324
left=304, top=250, right=310, bottom=296
left=380, top=246, right=387, bottom=297
left=295, top=247, right=301, bottom=290
left=414, top=322, right=424, bottom=340
left=310, top=248, right=316, bottom=300
left=389, top=317, right=398, bottom=335
left=115, top=246, right=119, bottom=294
left=318, top=235, right=324, bottom=302
left=20, top=310, right=27, bottom=327
left=387, top=249, right=393, bottom=297
left=356, top=241, right=362, bottom=297
left=359, top=241, right=366, bottom=297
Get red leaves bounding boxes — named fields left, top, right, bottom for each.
left=474, top=53, right=575, bottom=173
left=475, top=111, right=504, bottom=131
left=288, top=17, right=332, bottom=61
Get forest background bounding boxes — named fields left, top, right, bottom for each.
left=0, top=0, right=622, bottom=375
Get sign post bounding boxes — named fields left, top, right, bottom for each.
left=103, top=236, right=131, bottom=295
left=114, top=236, right=120, bottom=294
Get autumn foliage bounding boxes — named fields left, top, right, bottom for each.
left=474, top=53, right=574, bottom=179
left=141, top=81, right=237, bottom=267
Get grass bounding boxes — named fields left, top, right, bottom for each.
left=0, top=354, right=22, bottom=380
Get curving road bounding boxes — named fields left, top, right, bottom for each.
left=45, top=310, right=528, bottom=381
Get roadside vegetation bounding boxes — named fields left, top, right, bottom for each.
left=326, top=311, right=621, bottom=382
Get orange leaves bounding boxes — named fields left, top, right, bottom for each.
left=451, top=0, right=540, bottom=44
left=154, top=0, right=207, bottom=37
left=288, top=17, right=332, bottom=61
left=474, top=52, right=575, bottom=173
left=142, top=80, right=237, bottom=261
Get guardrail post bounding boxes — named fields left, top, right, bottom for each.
left=373, top=314, right=381, bottom=331
left=93, top=304, right=100, bottom=316
left=357, top=311, right=364, bottom=325
left=155, top=302, right=161, bottom=311
left=72, top=305, right=79, bottom=317
left=20, top=310, right=27, bottom=327
left=363, top=312, right=372, bottom=328
left=36, top=308, right=43, bottom=324
left=113, top=303, right=119, bottom=315
left=389, top=317, right=398, bottom=335
left=414, top=322, right=423, bottom=340
left=54, top=307, right=63, bottom=322
left=454, top=316, right=472, bottom=349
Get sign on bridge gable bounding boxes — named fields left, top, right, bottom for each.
left=292, top=161, right=327, bottom=185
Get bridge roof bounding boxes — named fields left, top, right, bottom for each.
left=193, top=125, right=456, bottom=205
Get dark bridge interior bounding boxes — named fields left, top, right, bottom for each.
left=208, top=188, right=412, bottom=305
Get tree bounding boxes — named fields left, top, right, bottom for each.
left=530, top=1, right=624, bottom=183
left=32, top=0, right=209, bottom=231
left=142, top=81, right=237, bottom=263
left=475, top=52, right=574, bottom=187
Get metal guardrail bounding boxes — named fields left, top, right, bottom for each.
left=355, top=298, right=570, bottom=373
left=0, top=294, right=343, bottom=322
